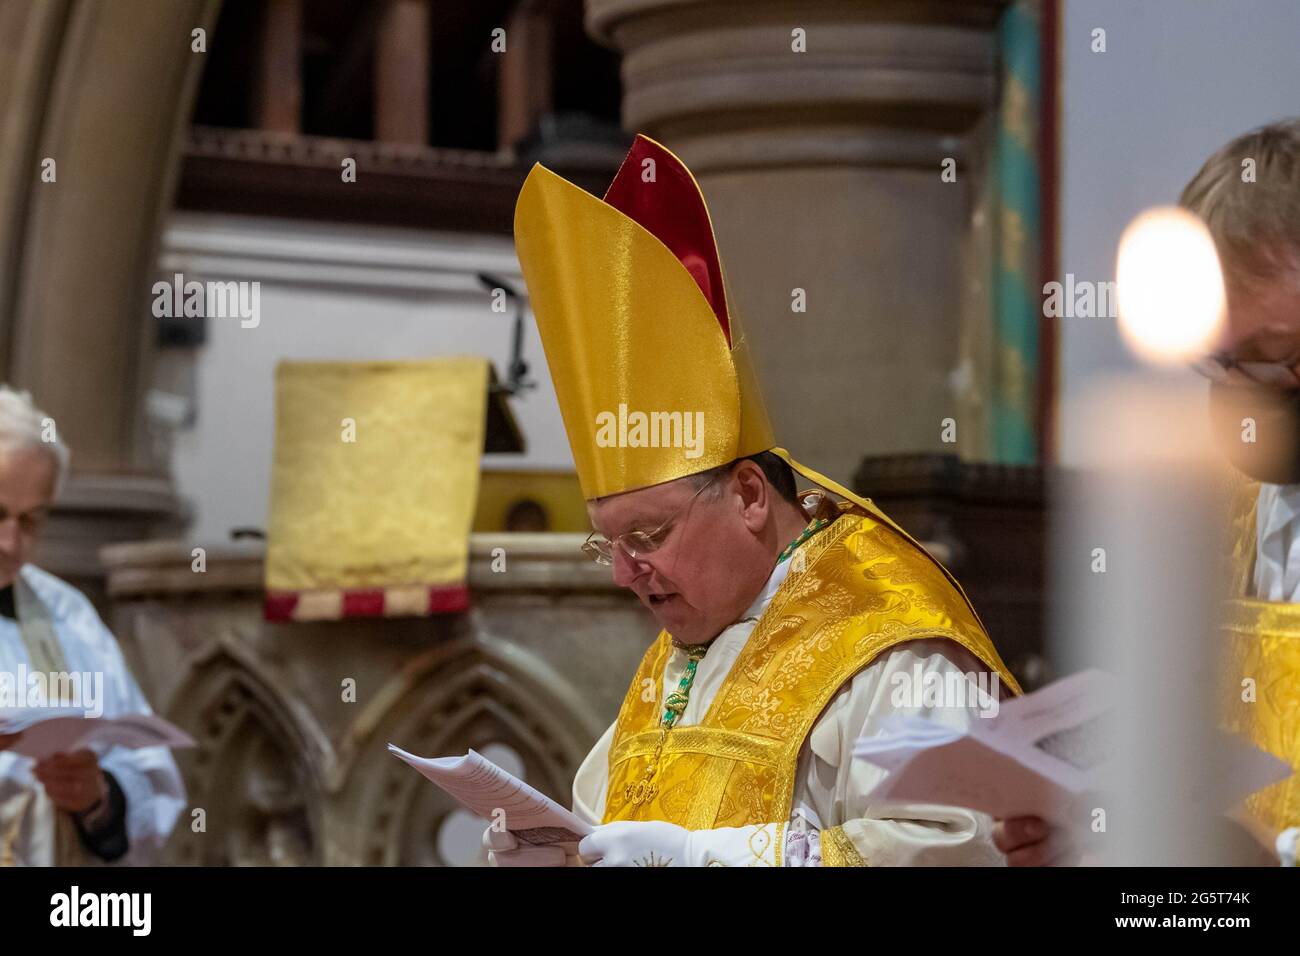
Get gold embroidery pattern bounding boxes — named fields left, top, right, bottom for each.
left=712, top=762, right=772, bottom=830
left=683, top=758, right=734, bottom=830
left=740, top=822, right=771, bottom=866
left=611, top=727, right=783, bottom=766
left=702, top=822, right=784, bottom=867
left=1223, top=598, right=1300, bottom=831
left=820, top=825, right=867, bottom=867
left=657, top=775, right=698, bottom=822
left=609, top=636, right=675, bottom=809
left=603, top=507, right=1020, bottom=831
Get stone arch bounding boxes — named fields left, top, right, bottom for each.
left=164, top=644, right=328, bottom=866
left=345, top=633, right=603, bottom=866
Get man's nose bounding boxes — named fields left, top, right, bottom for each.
left=609, top=546, right=649, bottom=588
left=0, top=519, right=19, bottom=552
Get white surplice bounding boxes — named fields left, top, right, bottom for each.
left=0, top=564, right=185, bottom=865
left=572, top=555, right=1008, bottom=866
left=1254, top=482, right=1300, bottom=602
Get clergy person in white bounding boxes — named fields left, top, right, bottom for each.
left=0, top=386, right=185, bottom=865
left=486, top=454, right=1063, bottom=866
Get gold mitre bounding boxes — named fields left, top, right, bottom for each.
left=514, top=134, right=775, bottom=499
left=514, top=134, right=984, bottom=622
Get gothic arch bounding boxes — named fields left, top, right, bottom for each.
left=345, top=632, right=604, bottom=866
left=163, top=643, right=327, bottom=866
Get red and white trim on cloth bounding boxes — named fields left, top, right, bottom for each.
left=263, top=583, right=469, bottom=622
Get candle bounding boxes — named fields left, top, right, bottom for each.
left=1053, top=207, right=1234, bottom=864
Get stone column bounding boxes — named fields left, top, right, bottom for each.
left=498, top=0, right=554, bottom=151
left=0, top=0, right=219, bottom=587
left=374, top=0, right=430, bottom=145
left=586, top=0, right=1008, bottom=481
left=255, top=0, right=302, bottom=134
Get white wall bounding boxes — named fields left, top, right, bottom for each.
left=1057, top=0, right=1300, bottom=464
left=160, top=212, right=573, bottom=544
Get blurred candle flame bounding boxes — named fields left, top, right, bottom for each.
left=1116, top=206, right=1226, bottom=364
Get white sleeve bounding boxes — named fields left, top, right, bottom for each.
left=571, top=720, right=617, bottom=826
left=98, top=745, right=186, bottom=865
left=793, top=638, right=1008, bottom=866
left=88, top=613, right=186, bottom=865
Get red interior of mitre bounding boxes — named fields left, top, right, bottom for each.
left=602, top=134, right=732, bottom=346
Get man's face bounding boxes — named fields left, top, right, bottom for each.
left=1203, top=275, right=1300, bottom=483
left=1217, top=278, right=1300, bottom=371
left=0, top=446, right=57, bottom=588
left=587, top=470, right=771, bottom=645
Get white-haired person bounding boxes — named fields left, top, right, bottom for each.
left=0, top=386, right=185, bottom=865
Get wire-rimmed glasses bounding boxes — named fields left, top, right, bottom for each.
left=582, top=474, right=720, bottom=566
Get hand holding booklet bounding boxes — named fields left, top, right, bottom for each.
left=853, top=669, right=1292, bottom=829
left=388, top=744, right=592, bottom=846
left=854, top=669, right=1111, bottom=827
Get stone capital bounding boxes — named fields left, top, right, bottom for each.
left=586, top=0, right=1009, bottom=171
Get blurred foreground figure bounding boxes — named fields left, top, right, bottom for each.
left=484, top=135, right=1039, bottom=867
left=1184, top=119, right=1300, bottom=856
left=0, top=386, right=184, bottom=865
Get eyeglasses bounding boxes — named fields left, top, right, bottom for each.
left=582, top=474, right=719, bottom=566
left=0, top=507, right=47, bottom=536
left=1191, top=352, right=1300, bottom=389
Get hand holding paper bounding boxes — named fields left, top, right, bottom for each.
left=388, top=744, right=592, bottom=848
left=854, top=670, right=1292, bottom=831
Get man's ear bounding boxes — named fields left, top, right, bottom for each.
left=732, top=460, right=769, bottom=533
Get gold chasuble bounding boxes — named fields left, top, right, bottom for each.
left=1222, top=472, right=1300, bottom=836
left=602, top=504, right=1019, bottom=829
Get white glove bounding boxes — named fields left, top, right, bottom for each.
left=577, top=820, right=783, bottom=867
left=1277, top=827, right=1299, bottom=867
left=482, top=824, right=574, bottom=867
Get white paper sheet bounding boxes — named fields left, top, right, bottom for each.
left=388, top=744, right=592, bottom=845
left=0, top=707, right=196, bottom=760
left=853, top=670, right=1291, bottom=828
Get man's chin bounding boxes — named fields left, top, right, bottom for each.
left=649, top=604, right=712, bottom=645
